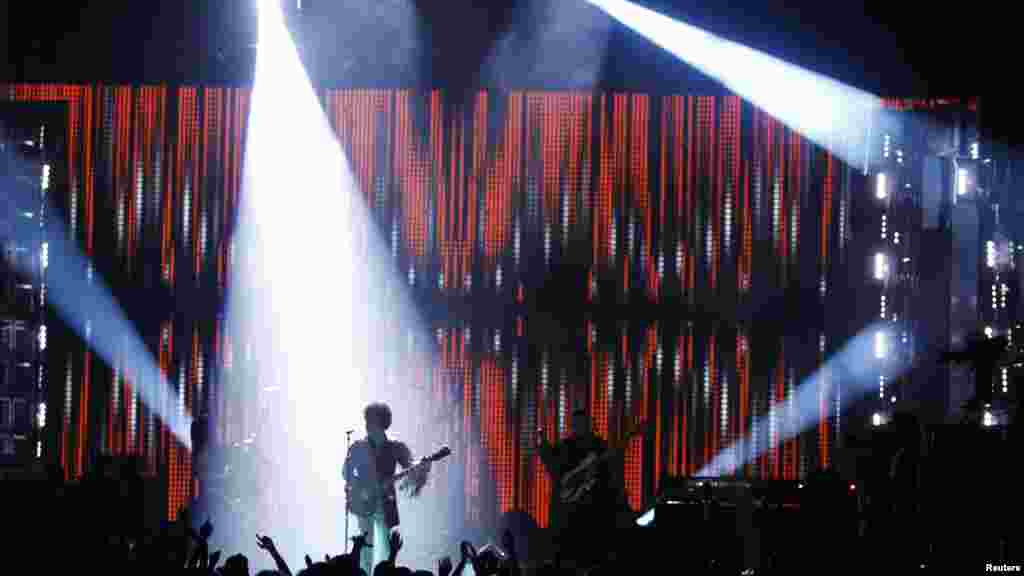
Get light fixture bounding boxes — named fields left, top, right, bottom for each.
left=636, top=507, right=655, bottom=526
left=874, top=331, right=887, bottom=359
left=876, top=173, right=887, bottom=200
left=957, top=168, right=969, bottom=196
left=874, top=253, right=888, bottom=280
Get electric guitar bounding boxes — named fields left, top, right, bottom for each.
left=346, top=445, right=451, bottom=518
left=559, top=419, right=652, bottom=504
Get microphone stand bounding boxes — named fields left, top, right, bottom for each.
left=344, top=429, right=353, bottom=552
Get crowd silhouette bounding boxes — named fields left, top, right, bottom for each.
left=9, top=400, right=1019, bottom=575
left=91, top=504, right=532, bottom=576
left=12, top=440, right=1021, bottom=576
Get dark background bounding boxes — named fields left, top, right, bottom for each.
left=5, top=1, right=1016, bottom=150
left=1, top=1, right=1000, bottom=93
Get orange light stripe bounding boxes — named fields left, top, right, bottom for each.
left=192, top=89, right=200, bottom=278
left=176, top=89, right=185, bottom=277
left=108, top=358, right=115, bottom=454
left=686, top=96, right=695, bottom=284
left=69, top=88, right=78, bottom=251
left=160, top=89, right=169, bottom=278
left=222, top=90, right=231, bottom=263
left=84, top=87, right=94, bottom=255
left=196, top=91, right=209, bottom=280
left=134, top=87, right=143, bottom=262
left=781, top=127, right=788, bottom=262
left=707, top=333, right=714, bottom=466
left=444, top=115, right=453, bottom=289
left=593, top=97, right=601, bottom=266
left=120, top=89, right=129, bottom=263
left=451, top=115, right=459, bottom=283
left=146, top=89, right=154, bottom=267
left=78, top=351, right=89, bottom=475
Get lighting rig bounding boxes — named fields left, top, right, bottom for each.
left=0, top=123, right=49, bottom=465
left=960, top=132, right=1020, bottom=406
left=870, top=128, right=917, bottom=426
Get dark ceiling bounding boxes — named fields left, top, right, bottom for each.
left=2, top=0, right=1005, bottom=96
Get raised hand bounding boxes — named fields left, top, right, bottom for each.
left=460, top=541, right=477, bottom=563
left=256, top=535, right=293, bottom=576
left=385, top=528, right=401, bottom=549
left=501, top=529, right=515, bottom=555
left=351, top=531, right=372, bottom=549
left=200, top=543, right=211, bottom=571
left=256, top=534, right=278, bottom=555
left=438, top=556, right=453, bottom=576
left=388, top=530, right=403, bottom=560
left=223, top=553, right=249, bottom=576
left=189, top=541, right=207, bottom=569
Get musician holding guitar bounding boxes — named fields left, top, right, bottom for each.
left=536, top=407, right=650, bottom=569
left=343, top=403, right=449, bottom=575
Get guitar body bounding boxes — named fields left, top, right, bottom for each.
left=561, top=478, right=600, bottom=504
left=558, top=419, right=653, bottom=504
left=560, top=454, right=601, bottom=503
left=346, top=482, right=396, bottom=518
left=346, top=481, right=399, bottom=527
left=344, top=445, right=451, bottom=525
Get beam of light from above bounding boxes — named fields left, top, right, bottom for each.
left=223, top=0, right=452, bottom=567
left=0, top=170, right=192, bottom=445
left=586, top=0, right=892, bottom=170
left=484, top=0, right=611, bottom=89
left=698, top=322, right=909, bottom=477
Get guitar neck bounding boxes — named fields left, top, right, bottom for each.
left=383, top=458, right=433, bottom=486
left=608, top=428, right=646, bottom=454
left=581, top=426, right=648, bottom=468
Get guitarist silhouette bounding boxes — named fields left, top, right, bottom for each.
left=343, top=403, right=432, bottom=575
left=537, top=408, right=642, bottom=569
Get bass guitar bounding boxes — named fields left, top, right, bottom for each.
left=559, top=419, right=652, bottom=504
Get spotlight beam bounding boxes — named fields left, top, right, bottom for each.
left=586, top=0, right=893, bottom=170
left=1, top=185, right=192, bottom=445
left=221, top=0, right=455, bottom=567
left=699, top=322, right=909, bottom=477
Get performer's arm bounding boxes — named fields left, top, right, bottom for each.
left=598, top=438, right=620, bottom=482
left=396, top=441, right=429, bottom=496
left=396, top=441, right=414, bottom=469
left=536, top=429, right=559, bottom=477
